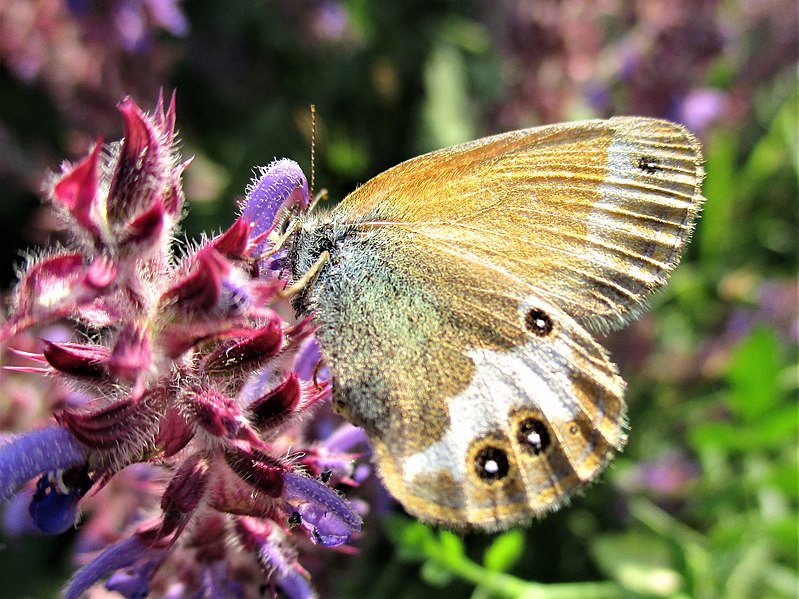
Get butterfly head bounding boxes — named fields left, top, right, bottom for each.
left=285, top=211, right=356, bottom=316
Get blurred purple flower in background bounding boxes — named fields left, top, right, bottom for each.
left=0, top=0, right=188, bottom=154
left=484, top=0, right=797, bottom=133
left=0, top=94, right=364, bottom=598
left=677, top=88, right=727, bottom=134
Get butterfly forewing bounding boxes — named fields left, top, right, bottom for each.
left=335, top=117, right=704, bottom=330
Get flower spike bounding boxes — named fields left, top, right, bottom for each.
left=0, top=94, right=366, bottom=598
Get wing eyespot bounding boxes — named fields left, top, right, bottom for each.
left=468, top=435, right=513, bottom=484
left=636, top=155, right=662, bottom=174
left=516, top=417, right=552, bottom=455
left=524, top=307, right=555, bottom=337
left=473, top=445, right=510, bottom=481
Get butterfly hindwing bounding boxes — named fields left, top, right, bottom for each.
left=306, top=223, right=625, bottom=530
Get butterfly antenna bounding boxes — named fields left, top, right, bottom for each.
left=307, top=105, right=328, bottom=211
left=310, top=104, right=316, bottom=200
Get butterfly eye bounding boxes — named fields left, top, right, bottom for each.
left=516, top=417, right=551, bottom=455
left=524, top=308, right=554, bottom=337
left=636, top=155, right=662, bottom=174
left=473, top=445, right=510, bottom=481
left=277, top=215, right=293, bottom=236
left=333, top=398, right=347, bottom=414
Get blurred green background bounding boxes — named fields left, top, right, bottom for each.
left=0, top=1, right=796, bottom=598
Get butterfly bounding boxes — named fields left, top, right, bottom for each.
left=284, top=117, right=704, bottom=531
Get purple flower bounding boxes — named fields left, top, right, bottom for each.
left=283, top=472, right=362, bottom=547
left=0, top=426, right=87, bottom=503
left=238, top=517, right=316, bottom=599
left=678, top=88, right=727, bottom=133
left=241, top=159, right=309, bottom=242
left=145, top=0, right=189, bottom=36
left=29, top=466, right=93, bottom=533
left=294, top=337, right=330, bottom=382
left=0, top=93, right=366, bottom=597
left=626, top=451, right=701, bottom=497
left=67, top=0, right=189, bottom=53
left=64, top=536, right=158, bottom=599
left=310, top=1, right=351, bottom=42
left=105, top=560, right=157, bottom=599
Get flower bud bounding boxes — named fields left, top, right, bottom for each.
left=51, top=140, right=103, bottom=239
left=43, top=341, right=110, bottom=380
left=203, top=313, right=283, bottom=377
left=225, top=447, right=285, bottom=498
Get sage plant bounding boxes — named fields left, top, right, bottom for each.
left=0, top=93, right=364, bottom=599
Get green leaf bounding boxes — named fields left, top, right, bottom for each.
left=690, top=421, right=740, bottom=451
left=383, top=514, right=437, bottom=561
left=420, top=559, right=455, bottom=587
left=726, top=327, right=782, bottom=422
left=418, top=42, right=476, bottom=151
left=438, top=530, right=465, bottom=561
left=742, top=86, right=799, bottom=189
left=326, top=129, right=369, bottom=178
left=698, top=129, right=737, bottom=263
left=690, top=402, right=797, bottom=452
left=591, top=531, right=684, bottom=597
left=483, top=529, right=525, bottom=573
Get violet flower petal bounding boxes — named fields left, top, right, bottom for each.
left=202, top=563, right=246, bottom=599
left=241, top=159, right=309, bottom=239
left=258, top=539, right=315, bottom=599
left=0, top=426, right=87, bottom=503
left=105, top=557, right=158, bottom=599
left=64, top=536, right=155, bottom=599
left=321, top=423, right=369, bottom=454
left=145, top=0, right=190, bottom=36
left=2, top=492, right=39, bottom=535
left=293, top=338, right=329, bottom=382
left=678, top=88, right=726, bottom=133
left=29, top=467, right=92, bottom=534
left=283, top=472, right=361, bottom=547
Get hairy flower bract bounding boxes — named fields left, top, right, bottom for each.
left=0, top=93, right=364, bottom=599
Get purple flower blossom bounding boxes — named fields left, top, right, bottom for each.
left=294, top=337, right=330, bottom=382
left=283, top=472, right=362, bottom=547
left=310, top=1, right=351, bottom=42
left=241, top=159, right=309, bottom=242
left=0, top=93, right=364, bottom=597
left=677, top=88, right=727, bottom=133
left=67, top=0, right=189, bottom=53
left=238, top=517, right=316, bottom=599
left=29, top=465, right=93, bottom=533
left=64, top=536, right=158, bottom=599
left=0, top=426, right=87, bottom=503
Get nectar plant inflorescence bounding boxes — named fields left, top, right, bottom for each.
left=0, top=93, right=364, bottom=599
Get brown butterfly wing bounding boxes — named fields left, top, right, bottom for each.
left=307, top=117, right=702, bottom=529
left=310, top=228, right=626, bottom=530
left=334, top=117, right=704, bottom=330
